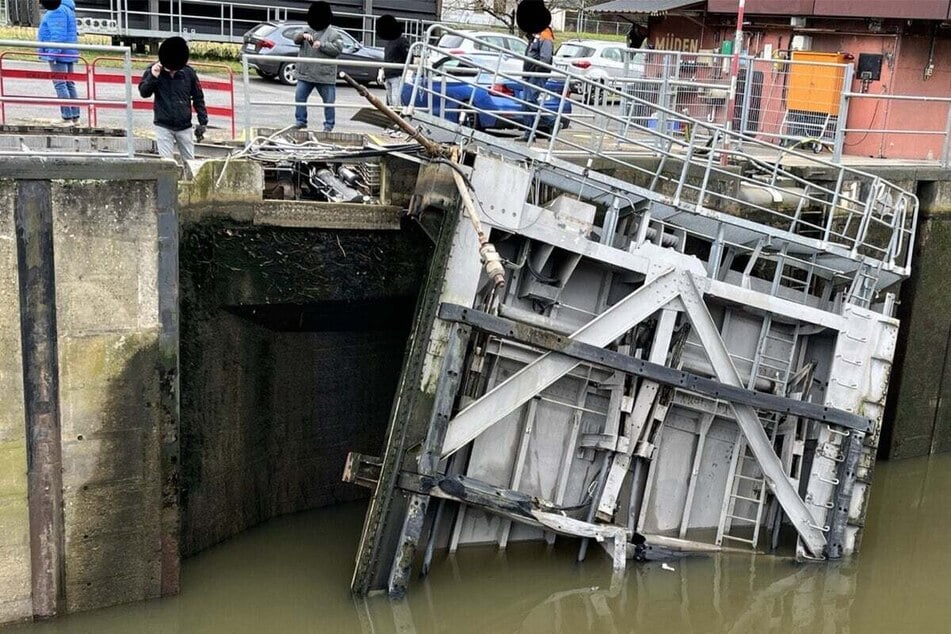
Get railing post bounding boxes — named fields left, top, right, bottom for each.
left=124, top=49, right=134, bottom=158
left=242, top=54, right=252, bottom=148
left=545, top=79, right=570, bottom=162
left=738, top=55, right=754, bottom=141
left=942, top=103, right=951, bottom=168
left=658, top=54, right=672, bottom=143
left=833, top=63, right=853, bottom=163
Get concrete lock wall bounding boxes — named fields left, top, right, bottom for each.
left=176, top=160, right=432, bottom=556
left=884, top=182, right=951, bottom=459
left=0, top=159, right=180, bottom=624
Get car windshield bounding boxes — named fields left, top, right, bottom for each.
left=250, top=24, right=277, bottom=38
left=438, top=35, right=466, bottom=49
left=340, top=31, right=360, bottom=48
left=555, top=44, right=594, bottom=58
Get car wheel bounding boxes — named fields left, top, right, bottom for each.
left=255, top=68, right=275, bottom=79
left=278, top=62, right=298, bottom=86
left=583, top=78, right=605, bottom=106
left=595, top=78, right=609, bottom=106
left=460, top=110, right=483, bottom=131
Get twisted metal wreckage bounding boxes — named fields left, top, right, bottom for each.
left=335, top=28, right=918, bottom=597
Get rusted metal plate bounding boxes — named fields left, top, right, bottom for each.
left=707, top=0, right=815, bottom=14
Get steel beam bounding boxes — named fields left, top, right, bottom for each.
left=677, top=273, right=828, bottom=558
left=436, top=304, right=872, bottom=433
left=441, top=268, right=682, bottom=457
left=387, top=323, right=470, bottom=597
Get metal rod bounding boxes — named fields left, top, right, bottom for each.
left=340, top=72, right=443, bottom=156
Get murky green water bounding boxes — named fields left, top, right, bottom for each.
left=10, top=453, right=951, bottom=633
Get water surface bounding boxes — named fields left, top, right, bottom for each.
left=10, top=454, right=951, bottom=633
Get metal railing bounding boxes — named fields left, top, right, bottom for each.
left=239, top=53, right=405, bottom=138
left=558, top=49, right=853, bottom=158
left=76, top=1, right=436, bottom=47
left=0, top=39, right=136, bottom=157
left=400, top=26, right=917, bottom=281
left=841, top=92, right=951, bottom=167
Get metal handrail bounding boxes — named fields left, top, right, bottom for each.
left=76, top=2, right=437, bottom=46
left=403, top=25, right=917, bottom=280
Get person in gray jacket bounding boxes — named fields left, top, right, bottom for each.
left=294, top=2, right=345, bottom=131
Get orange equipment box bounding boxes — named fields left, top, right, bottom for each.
left=788, top=51, right=849, bottom=116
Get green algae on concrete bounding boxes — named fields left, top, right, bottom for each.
left=0, top=179, right=30, bottom=625
left=885, top=214, right=951, bottom=459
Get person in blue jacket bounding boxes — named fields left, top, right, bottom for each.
left=37, top=0, right=80, bottom=124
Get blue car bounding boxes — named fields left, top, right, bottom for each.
left=401, top=56, right=573, bottom=133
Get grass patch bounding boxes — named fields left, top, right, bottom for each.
left=0, top=25, right=242, bottom=73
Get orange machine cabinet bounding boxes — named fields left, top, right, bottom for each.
left=788, top=51, right=849, bottom=116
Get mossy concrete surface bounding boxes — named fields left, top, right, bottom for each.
left=0, top=179, right=30, bottom=625
left=884, top=213, right=951, bottom=459
left=0, top=160, right=178, bottom=625
left=52, top=176, right=176, bottom=614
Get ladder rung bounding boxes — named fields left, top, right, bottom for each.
left=730, top=493, right=762, bottom=503
left=721, top=534, right=757, bottom=545
left=726, top=514, right=759, bottom=524
left=765, top=332, right=797, bottom=343
left=734, top=474, right=763, bottom=482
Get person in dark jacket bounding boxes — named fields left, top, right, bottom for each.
left=37, top=0, right=80, bottom=124
left=375, top=15, right=410, bottom=108
left=293, top=2, right=345, bottom=131
left=138, top=37, right=208, bottom=162
left=626, top=23, right=647, bottom=50
left=517, top=1, right=554, bottom=140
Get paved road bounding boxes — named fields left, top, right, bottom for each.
left=0, top=60, right=387, bottom=139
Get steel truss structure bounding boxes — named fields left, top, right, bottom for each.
left=344, top=27, right=916, bottom=597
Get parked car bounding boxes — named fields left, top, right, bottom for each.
left=433, top=30, right=527, bottom=59
left=402, top=55, right=572, bottom=133
left=241, top=21, right=384, bottom=86
left=554, top=39, right=646, bottom=102
left=429, top=30, right=527, bottom=76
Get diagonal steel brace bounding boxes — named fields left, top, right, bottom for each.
left=441, top=268, right=682, bottom=457
left=677, top=272, right=828, bottom=558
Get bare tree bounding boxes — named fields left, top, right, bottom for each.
left=453, top=0, right=585, bottom=33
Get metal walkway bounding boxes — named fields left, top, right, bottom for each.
left=345, top=27, right=917, bottom=596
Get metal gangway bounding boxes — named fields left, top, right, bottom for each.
left=345, top=26, right=917, bottom=597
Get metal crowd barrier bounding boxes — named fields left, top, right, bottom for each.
left=89, top=57, right=236, bottom=138
left=0, top=39, right=136, bottom=157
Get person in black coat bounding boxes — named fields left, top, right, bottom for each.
left=138, top=37, right=208, bottom=162
left=375, top=15, right=410, bottom=108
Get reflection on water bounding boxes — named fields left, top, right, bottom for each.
left=9, top=454, right=951, bottom=633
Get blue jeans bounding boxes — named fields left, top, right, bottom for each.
left=522, top=76, right=548, bottom=134
left=49, top=61, right=80, bottom=120
left=295, top=80, right=335, bottom=131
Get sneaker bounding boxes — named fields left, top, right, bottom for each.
left=293, top=122, right=307, bottom=129
left=323, top=126, right=334, bottom=133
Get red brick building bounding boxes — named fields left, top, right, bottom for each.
left=590, top=0, right=951, bottom=161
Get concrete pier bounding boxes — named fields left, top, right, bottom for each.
left=0, top=158, right=180, bottom=622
